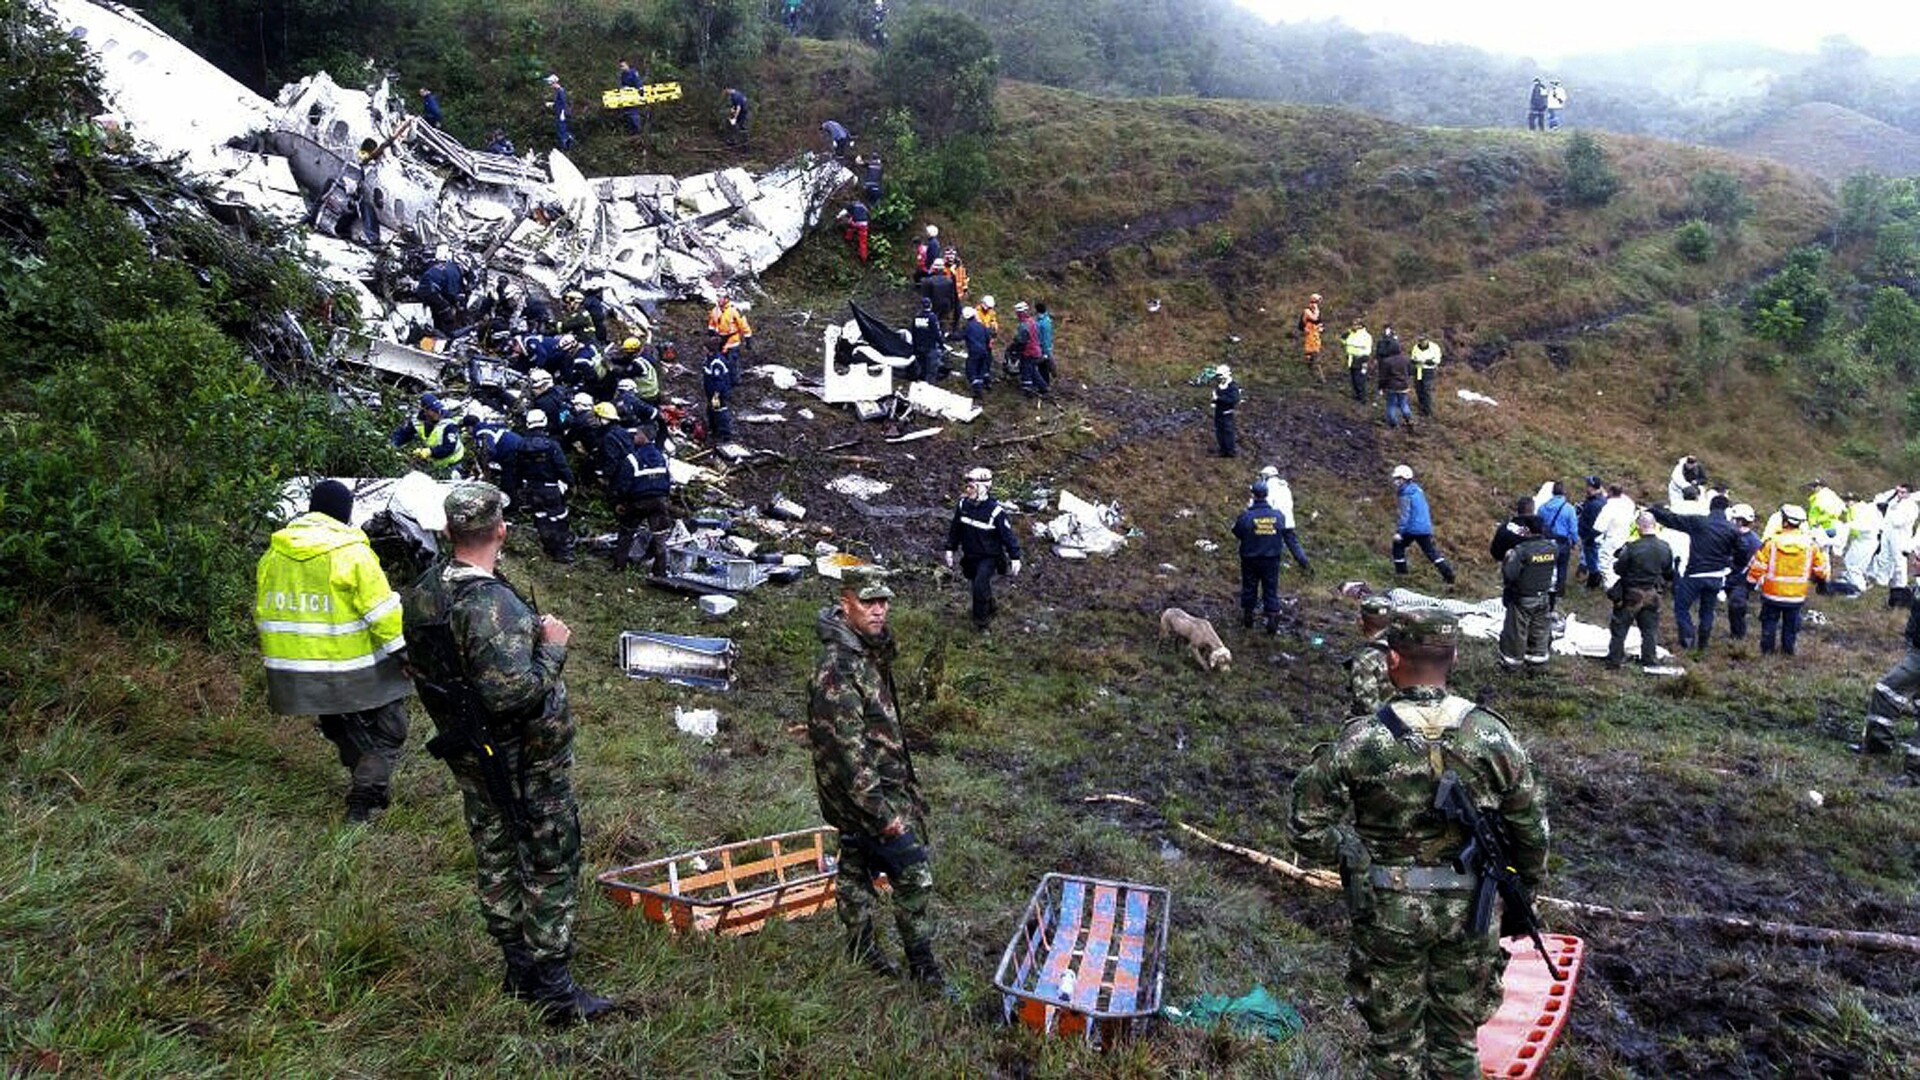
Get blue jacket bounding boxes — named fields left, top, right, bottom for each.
left=963, top=318, right=991, bottom=359
left=1397, top=481, right=1434, bottom=535
left=1234, top=501, right=1286, bottom=558
left=1577, top=492, right=1607, bottom=543
left=703, top=353, right=733, bottom=397
left=612, top=439, right=671, bottom=500
left=420, top=260, right=466, bottom=305
left=421, top=92, right=441, bottom=125
left=551, top=85, right=570, bottom=122
left=1650, top=505, right=1742, bottom=576
left=849, top=200, right=870, bottom=224
left=1537, top=494, right=1579, bottom=545
left=946, top=497, right=1022, bottom=561
left=1035, top=312, right=1054, bottom=356
left=619, top=68, right=642, bottom=92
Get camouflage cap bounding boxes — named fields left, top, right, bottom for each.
left=1386, top=609, right=1459, bottom=652
left=444, top=481, right=506, bottom=534
left=1360, top=596, right=1395, bottom=617
left=837, top=565, right=894, bottom=601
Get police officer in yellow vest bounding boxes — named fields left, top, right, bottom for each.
left=392, top=393, right=467, bottom=476
left=255, top=480, right=412, bottom=822
left=1342, top=319, right=1374, bottom=405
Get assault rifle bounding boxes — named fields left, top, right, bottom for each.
left=1433, top=769, right=1564, bottom=980
left=420, top=673, right=530, bottom=843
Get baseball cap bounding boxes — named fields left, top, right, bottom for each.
left=1387, top=610, right=1460, bottom=652
left=839, top=565, right=894, bottom=601
left=1249, top=479, right=1269, bottom=497
left=420, top=392, right=445, bottom=412
left=444, top=482, right=505, bottom=533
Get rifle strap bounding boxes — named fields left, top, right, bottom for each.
left=1376, top=695, right=1477, bottom=780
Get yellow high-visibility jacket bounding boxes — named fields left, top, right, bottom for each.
left=256, top=511, right=410, bottom=715
left=1343, top=328, right=1373, bottom=366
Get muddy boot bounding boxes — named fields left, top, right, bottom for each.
left=1891, top=587, right=1912, bottom=609
left=905, top=944, right=959, bottom=1003
left=847, top=929, right=900, bottom=979
left=1241, top=609, right=1254, bottom=629
left=529, top=960, right=614, bottom=1025
left=1437, top=559, right=1457, bottom=586
left=344, top=789, right=378, bottom=825
left=501, top=941, right=538, bottom=999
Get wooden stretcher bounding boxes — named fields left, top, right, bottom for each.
left=597, top=826, right=846, bottom=936
left=1478, top=934, right=1585, bottom=1079
left=993, top=873, right=1171, bottom=1048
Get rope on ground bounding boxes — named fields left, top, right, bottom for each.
left=1083, top=793, right=1920, bottom=957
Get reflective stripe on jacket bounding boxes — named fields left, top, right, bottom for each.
left=255, top=511, right=410, bottom=715
left=1747, top=530, right=1829, bottom=604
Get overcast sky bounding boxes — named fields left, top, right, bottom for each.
left=1233, top=2, right=1920, bottom=61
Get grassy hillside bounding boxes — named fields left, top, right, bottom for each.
left=7, top=27, right=1920, bottom=1080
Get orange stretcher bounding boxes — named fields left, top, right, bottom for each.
left=597, top=826, right=854, bottom=936
left=993, top=873, right=1172, bottom=1048
left=1478, top=933, right=1585, bottom=1079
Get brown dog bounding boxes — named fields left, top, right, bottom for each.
left=1160, top=607, right=1232, bottom=672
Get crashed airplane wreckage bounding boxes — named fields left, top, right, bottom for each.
left=48, top=0, right=851, bottom=378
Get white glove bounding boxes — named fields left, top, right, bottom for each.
left=943, top=550, right=954, bottom=569
left=1010, top=559, right=1022, bottom=576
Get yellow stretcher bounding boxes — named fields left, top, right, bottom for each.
left=602, top=82, right=683, bottom=109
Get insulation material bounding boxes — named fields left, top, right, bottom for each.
left=1040, top=491, right=1127, bottom=557
left=904, top=381, right=983, bottom=422
left=827, top=475, right=893, bottom=500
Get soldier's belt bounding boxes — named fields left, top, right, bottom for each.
left=1368, top=864, right=1478, bottom=892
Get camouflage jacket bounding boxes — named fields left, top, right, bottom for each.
left=807, top=605, right=924, bottom=840
left=1290, top=685, right=1548, bottom=885
left=1344, top=635, right=1392, bottom=717
left=402, top=559, right=574, bottom=763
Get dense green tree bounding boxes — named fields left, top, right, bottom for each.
left=1863, top=286, right=1920, bottom=375
left=874, top=9, right=997, bottom=142
left=1687, top=169, right=1752, bottom=228
left=1749, top=246, right=1832, bottom=348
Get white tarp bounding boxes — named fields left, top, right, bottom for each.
left=903, top=381, right=983, bottom=422
left=1386, top=587, right=1671, bottom=660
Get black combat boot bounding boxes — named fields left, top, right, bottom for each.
left=529, top=960, right=615, bottom=1024
left=847, top=928, right=900, bottom=978
left=1241, top=610, right=1254, bottom=629
left=500, top=941, right=537, bottom=999
left=905, top=944, right=959, bottom=1003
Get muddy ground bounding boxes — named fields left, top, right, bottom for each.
left=491, top=282, right=1920, bottom=1075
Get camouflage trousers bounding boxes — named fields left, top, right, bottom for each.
left=447, top=750, right=582, bottom=963
left=1864, top=646, right=1920, bottom=754
left=317, top=699, right=409, bottom=811
left=835, top=837, right=937, bottom=959
left=1348, top=887, right=1505, bottom=1080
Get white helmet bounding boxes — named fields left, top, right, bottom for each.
left=617, top=378, right=638, bottom=393
left=926, top=224, right=939, bottom=237
left=1391, top=464, right=1414, bottom=481
left=1729, top=503, right=1755, bottom=522
left=572, top=391, right=594, bottom=410
left=980, top=295, right=995, bottom=309
left=966, top=467, right=993, bottom=483
left=1215, top=364, right=1232, bottom=380
left=961, top=305, right=977, bottom=320
left=434, top=243, right=451, bottom=261
left=525, top=408, right=548, bottom=429
left=529, top=368, right=554, bottom=390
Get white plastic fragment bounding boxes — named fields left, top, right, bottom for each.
left=673, top=706, right=720, bottom=741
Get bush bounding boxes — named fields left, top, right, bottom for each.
left=1687, top=169, right=1752, bottom=228
left=1864, top=285, right=1920, bottom=375
left=1748, top=246, right=1831, bottom=348
left=1563, top=132, right=1620, bottom=208
left=1675, top=220, right=1715, bottom=263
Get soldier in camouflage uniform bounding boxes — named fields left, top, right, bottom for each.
left=1291, top=611, right=1550, bottom=1079
left=1346, top=596, right=1395, bottom=716
left=401, top=482, right=613, bottom=1024
left=807, top=566, right=951, bottom=994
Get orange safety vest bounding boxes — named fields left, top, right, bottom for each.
left=1747, top=530, right=1829, bottom=604
left=708, top=303, right=752, bottom=349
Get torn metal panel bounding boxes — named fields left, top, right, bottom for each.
left=903, top=382, right=982, bottom=422
left=48, top=0, right=272, bottom=176
left=49, top=0, right=852, bottom=375
left=337, top=335, right=450, bottom=384
left=822, top=321, right=894, bottom=404
left=1040, top=490, right=1127, bottom=557
left=618, top=631, right=739, bottom=691
left=664, top=545, right=767, bottom=592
